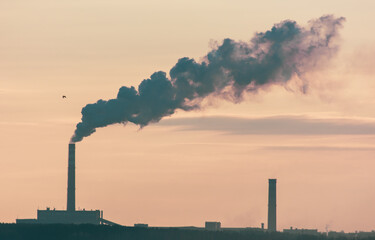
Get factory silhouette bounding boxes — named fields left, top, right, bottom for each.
left=16, top=143, right=375, bottom=238
left=16, top=144, right=117, bottom=226
left=16, top=143, right=281, bottom=231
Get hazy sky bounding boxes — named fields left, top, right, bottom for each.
left=1, top=0, right=375, bottom=232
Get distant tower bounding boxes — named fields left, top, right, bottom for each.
left=268, top=179, right=276, bottom=231
left=67, top=143, right=76, bottom=212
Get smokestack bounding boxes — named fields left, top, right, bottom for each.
left=67, top=143, right=75, bottom=212
left=268, top=179, right=276, bottom=231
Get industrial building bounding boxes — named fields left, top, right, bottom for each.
left=283, top=227, right=319, bottom=236
left=16, top=144, right=116, bottom=225
left=36, top=208, right=102, bottom=224
left=205, top=221, right=221, bottom=231
left=134, top=223, right=149, bottom=228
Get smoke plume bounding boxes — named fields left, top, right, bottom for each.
left=71, top=15, right=345, bottom=143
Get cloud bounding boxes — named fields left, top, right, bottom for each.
left=261, top=146, right=375, bottom=151
left=158, top=115, right=375, bottom=135
left=0, top=121, right=39, bottom=126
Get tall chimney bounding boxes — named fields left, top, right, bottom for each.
left=268, top=179, right=276, bottom=231
left=67, top=143, right=75, bottom=212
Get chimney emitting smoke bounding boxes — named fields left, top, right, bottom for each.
left=67, top=143, right=75, bottom=212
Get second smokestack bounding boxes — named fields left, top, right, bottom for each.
left=268, top=179, right=276, bottom=231
left=67, top=143, right=75, bottom=212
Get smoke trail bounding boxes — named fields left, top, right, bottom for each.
left=71, top=15, right=345, bottom=143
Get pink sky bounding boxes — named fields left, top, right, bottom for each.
left=1, top=0, right=375, bottom=232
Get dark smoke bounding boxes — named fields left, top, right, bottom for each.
left=71, top=15, right=345, bottom=143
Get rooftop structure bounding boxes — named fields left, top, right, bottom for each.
left=134, top=223, right=149, bottom=228
left=205, top=221, right=221, bottom=231
left=283, top=227, right=319, bottom=236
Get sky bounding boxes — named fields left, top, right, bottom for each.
left=1, top=0, right=375, bottom=232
